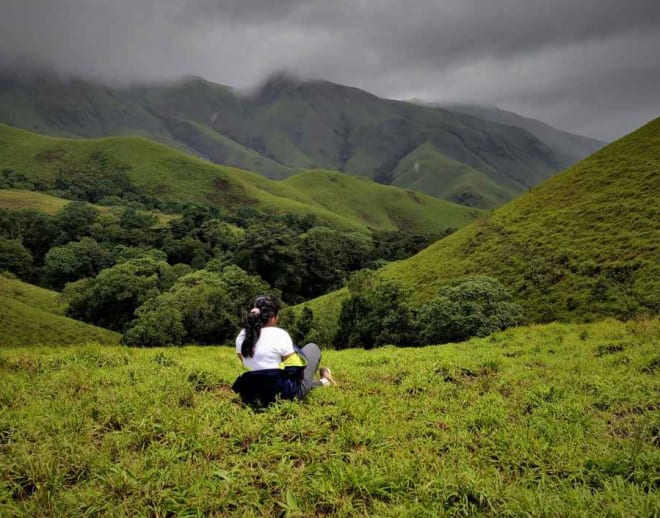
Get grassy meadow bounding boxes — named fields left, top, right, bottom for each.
left=1, top=318, right=658, bottom=516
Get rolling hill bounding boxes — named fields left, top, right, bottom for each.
left=302, top=117, right=660, bottom=333
left=0, top=275, right=121, bottom=346
left=0, top=71, right=604, bottom=208
left=0, top=124, right=481, bottom=234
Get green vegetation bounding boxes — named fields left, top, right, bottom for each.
left=0, top=123, right=481, bottom=233
left=1, top=318, right=658, bottom=515
left=327, top=272, right=523, bottom=350
left=390, top=142, right=519, bottom=208
left=0, top=275, right=120, bottom=346
left=0, top=188, right=178, bottom=226
left=0, top=73, right=593, bottom=208
left=333, top=270, right=416, bottom=349
left=0, top=189, right=69, bottom=214
left=302, top=118, right=660, bottom=341
left=0, top=274, right=65, bottom=315
left=124, top=266, right=269, bottom=346
left=2, top=168, right=450, bottom=344
left=416, top=277, right=524, bottom=344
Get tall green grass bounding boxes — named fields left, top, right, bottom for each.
left=1, top=318, right=658, bottom=515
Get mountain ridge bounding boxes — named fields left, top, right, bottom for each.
left=443, top=103, right=606, bottom=164
left=0, top=70, right=603, bottom=208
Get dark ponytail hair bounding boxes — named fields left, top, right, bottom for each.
left=241, top=295, right=281, bottom=358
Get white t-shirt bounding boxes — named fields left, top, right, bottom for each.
left=235, top=326, right=295, bottom=371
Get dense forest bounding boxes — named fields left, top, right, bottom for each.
left=1, top=163, right=459, bottom=347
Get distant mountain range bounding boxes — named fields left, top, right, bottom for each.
left=0, top=71, right=605, bottom=208
left=441, top=103, right=605, bottom=166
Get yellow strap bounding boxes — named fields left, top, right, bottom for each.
left=279, top=352, right=307, bottom=369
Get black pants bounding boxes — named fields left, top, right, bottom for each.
left=297, top=343, right=322, bottom=399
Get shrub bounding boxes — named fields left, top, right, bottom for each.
left=0, top=237, right=33, bottom=279
left=417, top=277, right=524, bottom=344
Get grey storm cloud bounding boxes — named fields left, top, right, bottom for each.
left=1, top=0, right=659, bottom=140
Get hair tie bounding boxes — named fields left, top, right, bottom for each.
left=250, top=307, right=261, bottom=316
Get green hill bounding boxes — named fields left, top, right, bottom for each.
left=0, top=275, right=120, bottom=346
left=303, top=118, right=660, bottom=328
left=390, top=141, right=519, bottom=208
left=1, top=318, right=658, bottom=515
left=0, top=123, right=481, bottom=234
left=0, top=72, right=600, bottom=208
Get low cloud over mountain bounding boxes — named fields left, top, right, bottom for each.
left=1, top=0, right=659, bottom=140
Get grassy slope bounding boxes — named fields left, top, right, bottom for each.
left=159, top=118, right=297, bottom=179
left=0, top=189, right=69, bottom=215
left=0, top=189, right=178, bottom=225
left=304, top=118, right=660, bottom=326
left=390, top=141, right=518, bottom=208
left=283, top=170, right=481, bottom=232
left=0, top=124, right=482, bottom=233
left=0, top=318, right=658, bottom=515
left=0, top=276, right=120, bottom=346
left=0, top=275, right=65, bottom=315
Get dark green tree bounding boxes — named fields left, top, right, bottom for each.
left=0, top=237, right=33, bottom=279
left=289, top=306, right=315, bottom=346
left=417, top=277, right=524, bottom=344
left=64, top=256, right=172, bottom=331
left=54, top=202, right=99, bottom=244
left=233, top=222, right=302, bottom=301
left=124, top=266, right=269, bottom=346
left=42, top=237, right=114, bottom=289
left=0, top=208, right=59, bottom=264
left=335, top=270, right=416, bottom=349
left=162, top=235, right=210, bottom=268
left=298, top=227, right=346, bottom=299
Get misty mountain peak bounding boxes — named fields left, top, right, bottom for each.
left=253, top=71, right=302, bottom=100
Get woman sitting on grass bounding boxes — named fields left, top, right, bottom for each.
left=232, top=295, right=334, bottom=407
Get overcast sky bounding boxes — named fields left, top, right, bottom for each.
left=2, top=0, right=659, bottom=140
